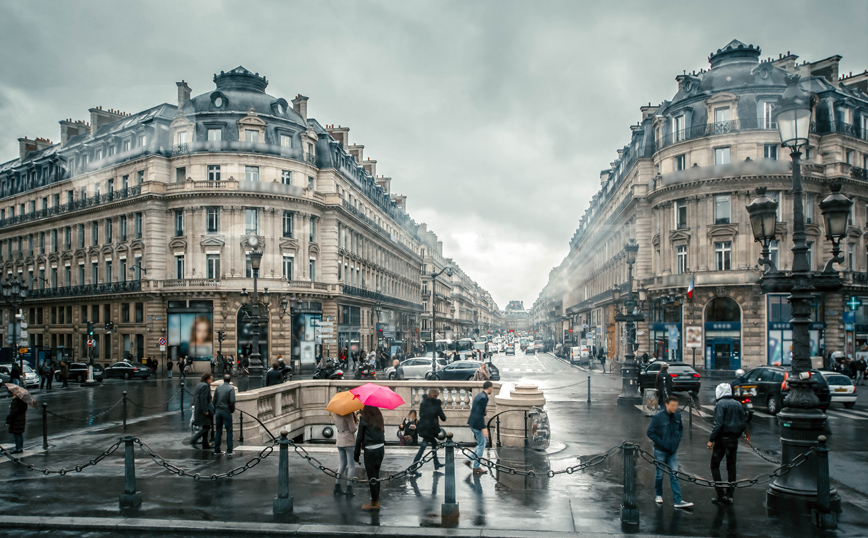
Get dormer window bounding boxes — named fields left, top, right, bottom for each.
left=673, top=116, right=685, bottom=142
left=280, top=134, right=291, bottom=148
left=207, top=128, right=222, bottom=141
left=245, top=129, right=259, bottom=143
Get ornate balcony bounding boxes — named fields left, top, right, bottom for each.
left=29, top=280, right=142, bottom=299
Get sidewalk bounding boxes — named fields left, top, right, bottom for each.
left=1, top=368, right=866, bottom=537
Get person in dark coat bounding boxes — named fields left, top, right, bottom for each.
left=647, top=396, right=692, bottom=509
left=655, top=363, right=673, bottom=410
left=10, top=363, right=21, bottom=386
left=265, top=362, right=284, bottom=386
left=354, top=405, right=386, bottom=511
left=708, top=383, right=747, bottom=505
left=466, top=381, right=493, bottom=474
left=6, top=392, right=28, bottom=453
left=397, top=410, right=418, bottom=446
left=167, top=359, right=174, bottom=379
left=189, top=373, right=213, bottom=449
left=414, top=388, right=446, bottom=471
left=60, top=361, right=69, bottom=388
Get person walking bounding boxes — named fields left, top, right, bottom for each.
left=6, top=389, right=28, bottom=453
left=647, top=396, right=693, bottom=509
left=655, top=363, right=673, bottom=410
left=212, top=374, right=236, bottom=455
left=10, top=363, right=21, bottom=387
left=466, top=381, right=493, bottom=475
left=266, top=362, right=283, bottom=386
left=178, top=356, right=186, bottom=380
left=857, top=358, right=867, bottom=386
left=189, top=373, right=213, bottom=450
left=354, top=405, right=385, bottom=511
left=39, top=362, right=50, bottom=390
left=167, top=358, right=174, bottom=379
left=45, top=362, right=54, bottom=391
left=708, top=383, right=747, bottom=505
left=414, top=388, right=445, bottom=472
left=472, top=362, right=491, bottom=382
left=210, top=355, right=216, bottom=374
left=334, top=410, right=358, bottom=497
left=60, top=361, right=69, bottom=389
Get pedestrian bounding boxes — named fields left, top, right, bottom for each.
left=5, top=388, right=28, bottom=453
left=708, top=383, right=747, bottom=505
left=414, top=388, right=445, bottom=472
left=647, top=395, right=693, bottom=509
left=265, top=362, right=283, bottom=386
left=393, top=359, right=404, bottom=380
left=354, top=405, right=385, bottom=511
left=857, top=358, right=867, bottom=386
left=466, top=381, right=493, bottom=475
left=167, top=358, right=174, bottom=379
left=178, top=356, right=186, bottom=380
left=278, top=357, right=291, bottom=381
left=213, top=374, right=236, bottom=455
left=189, top=373, right=214, bottom=450
left=472, top=362, right=490, bottom=382
left=10, top=362, right=21, bottom=386
left=397, top=409, right=418, bottom=446
left=39, top=362, right=50, bottom=390
left=60, top=361, right=69, bottom=389
left=334, top=410, right=358, bottom=497
left=210, top=355, right=216, bottom=374
left=655, top=363, right=673, bottom=410
left=45, top=362, right=54, bottom=390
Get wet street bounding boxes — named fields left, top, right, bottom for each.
left=2, top=352, right=868, bottom=537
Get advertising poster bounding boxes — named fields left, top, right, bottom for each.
left=168, top=313, right=213, bottom=360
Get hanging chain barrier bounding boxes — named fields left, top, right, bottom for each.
left=0, top=439, right=123, bottom=475
left=632, top=443, right=815, bottom=489
left=45, top=398, right=125, bottom=423
left=127, top=387, right=184, bottom=410
left=545, top=378, right=589, bottom=391
left=135, top=438, right=277, bottom=480
left=684, top=393, right=783, bottom=465
left=458, top=442, right=625, bottom=477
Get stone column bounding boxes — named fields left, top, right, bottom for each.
left=492, top=383, right=546, bottom=448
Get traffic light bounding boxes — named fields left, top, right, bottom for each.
left=87, top=321, right=94, bottom=337
left=217, top=330, right=226, bottom=343
left=105, top=321, right=114, bottom=333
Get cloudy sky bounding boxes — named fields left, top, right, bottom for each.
left=0, top=0, right=866, bottom=308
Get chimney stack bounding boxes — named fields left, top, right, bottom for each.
left=18, top=137, right=37, bottom=162
left=59, top=119, right=89, bottom=146
left=177, top=80, right=192, bottom=108
left=292, top=94, right=309, bottom=122
left=88, top=107, right=126, bottom=137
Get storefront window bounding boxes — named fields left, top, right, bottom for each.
left=705, top=297, right=741, bottom=370
left=650, top=300, right=683, bottom=362
left=767, top=294, right=825, bottom=366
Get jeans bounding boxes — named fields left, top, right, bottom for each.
left=337, top=446, right=355, bottom=488
left=470, top=428, right=485, bottom=469
left=190, top=423, right=211, bottom=447
left=414, top=436, right=442, bottom=467
left=168, top=370, right=173, bottom=378
left=12, top=433, right=23, bottom=452
left=653, top=449, right=683, bottom=504
left=214, top=410, right=233, bottom=452
left=364, top=447, right=384, bottom=502
left=857, top=371, right=865, bottom=385
left=710, top=437, right=739, bottom=498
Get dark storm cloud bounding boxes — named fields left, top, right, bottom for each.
left=0, top=0, right=865, bottom=307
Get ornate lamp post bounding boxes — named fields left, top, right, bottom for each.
left=427, top=266, right=453, bottom=380
left=615, top=241, right=643, bottom=405
left=246, top=235, right=267, bottom=389
left=2, top=278, right=28, bottom=375
left=747, top=74, right=849, bottom=512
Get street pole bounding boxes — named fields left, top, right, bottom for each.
left=616, top=243, right=643, bottom=405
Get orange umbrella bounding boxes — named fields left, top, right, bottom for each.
left=326, top=390, right=364, bottom=416
left=4, top=383, right=37, bottom=408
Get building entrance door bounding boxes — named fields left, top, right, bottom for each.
left=712, top=339, right=733, bottom=370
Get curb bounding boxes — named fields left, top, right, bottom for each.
left=0, top=515, right=693, bottom=538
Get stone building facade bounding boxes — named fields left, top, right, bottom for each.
left=534, top=41, right=868, bottom=371
left=0, top=66, right=498, bottom=370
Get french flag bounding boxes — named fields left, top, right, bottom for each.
left=687, top=276, right=694, bottom=299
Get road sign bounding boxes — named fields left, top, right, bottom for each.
left=685, top=326, right=702, bottom=348
left=88, top=339, right=95, bottom=348
left=18, top=347, right=28, bottom=354
left=158, top=337, right=167, bottom=346
left=316, top=329, right=334, bottom=335
left=160, top=345, right=167, bottom=352
left=19, top=322, right=28, bottom=330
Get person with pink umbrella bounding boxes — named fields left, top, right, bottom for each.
left=5, top=384, right=34, bottom=454
left=354, top=405, right=385, bottom=511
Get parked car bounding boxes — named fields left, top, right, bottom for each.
left=638, top=362, right=701, bottom=396
left=430, top=360, right=500, bottom=381
left=4, top=364, right=42, bottom=388
left=56, top=363, right=105, bottom=383
left=505, top=345, right=515, bottom=355
left=526, top=345, right=536, bottom=355
left=821, top=372, right=856, bottom=409
left=104, top=361, right=151, bottom=380
left=385, top=357, right=447, bottom=380
left=731, top=366, right=831, bottom=415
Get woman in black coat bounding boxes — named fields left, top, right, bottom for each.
left=413, top=389, right=445, bottom=470
left=354, top=405, right=386, bottom=510
left=6, top=395, right=27, bottom=453
left=655, top=363, right=673, bottom=410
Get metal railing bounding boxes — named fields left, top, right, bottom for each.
left=657, top=119, right=780, bottom=150
left=29, top=280, right=142, bottom=299
left=342, top=284, right=423, bottom=311
left=0, top=186, right=141, bottom=230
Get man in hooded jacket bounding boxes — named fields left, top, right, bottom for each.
left=707, top=382, right=747, bottom=505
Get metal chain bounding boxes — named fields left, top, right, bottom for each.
left=458, top=442, right=624, bottom=477
left=0, top=439, right=123, bottom=475
left=545, top=378, right=589, bottom=391
left=633, top=443, right=814, bottom=489
left=288, top=438, right=440, bottom=485
left=45, top=398, right=125, bottom=423
left=127, top=387, right=184, bottom=410
left=135, top=438, right=276, bottom=480
left=685, top=393, right=782, bottom=464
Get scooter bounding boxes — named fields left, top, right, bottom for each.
left=354, top=363, right=377, bottom=380
left=313, top=360, right=344, bottom=380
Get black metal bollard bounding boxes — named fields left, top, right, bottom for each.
left=587, top=376, right=591, bottom=403
left=273, top=430, right=293, bottom=515
left=812, top=435, right=837, bottom=529
left=441, top=432, right=459, bottom=524
left=180, top=381, right=185, bottom=416
left=119, top=436, right=142, bottom=508
left=239, top=412, right=244, bottom=443
left=688, top=396, right=694, bottom=430
left=621, top=444, right=639, bottom=526
left=523, top=410, right=529, bottom=449
left=42, top=403, right=48, bottom=450
left=122, top=391, right=128, bottom=430
left=495, top=416, right=501, bottom=448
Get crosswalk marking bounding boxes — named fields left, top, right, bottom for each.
left=827, top=409, right=868, bottom=421
left=836, top=407, right=868, bottom=418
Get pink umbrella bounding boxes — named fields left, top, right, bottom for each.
left=350, top=383, right=406, bottom=410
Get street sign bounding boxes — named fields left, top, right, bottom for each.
left=160, top=345, right=167, bottom=352
left=685, top=326, right=702, bottom=348
left=18, top=347, right=28, bottom=354
left=19, top=322, right=28, bottom=330
left=314, top=321, right=334, bottom=327
left=159, top=337, right=167, bottom=346
left=88, top=339, right=95, bottom=348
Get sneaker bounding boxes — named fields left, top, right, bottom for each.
left=226, top=451, right=235, bottom=456
left=214, top=449, right=223, bottom=454
left=464, top=460, right=472, bottom=468
left=655, top=496, right=663, bottom=504
left=674, top=501, right=694, bottom=509
left=711, top=497, right=731, bottom=505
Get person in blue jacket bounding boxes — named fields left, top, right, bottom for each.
left=646, top=396, right=693, bottom=509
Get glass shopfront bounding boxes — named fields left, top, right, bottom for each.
left=705, top=297, right=741, bottom=370
left=767, top=294, right=825, bottom=366
left=648, top=300, right=683, bottom=362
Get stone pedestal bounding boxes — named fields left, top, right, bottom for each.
left=493, top=383, right=546, bottom=448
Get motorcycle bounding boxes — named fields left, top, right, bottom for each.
left=354, top=363, right=377, bottom=380
left=313, top=360, right=344, bottom=380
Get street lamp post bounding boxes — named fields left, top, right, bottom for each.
left=615, top=241, right=643, bottom=405
left=427, top=266, right=453, bottom=380
left=2, top=279, right=28, bottom=376
left=375, top=286, right=383, bottom=354
left=246, top=235, right=267, bottom=389
left=747, top=74, right=849, bottom=512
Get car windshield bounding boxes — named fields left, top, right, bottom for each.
left=23, top=365, right=34, bottom=373
left=824, top=374, right=852, bottom=385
